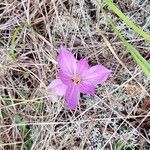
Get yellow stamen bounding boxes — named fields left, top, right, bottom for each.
left=72, top=74, right=81, bottom=84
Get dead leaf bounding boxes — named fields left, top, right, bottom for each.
left=141, top=98, right=150, bottom=112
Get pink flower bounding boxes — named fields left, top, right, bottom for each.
left=48, top=46, right=111, bottom=109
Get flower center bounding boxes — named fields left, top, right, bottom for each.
left=72, top=74, right=81, bottom=84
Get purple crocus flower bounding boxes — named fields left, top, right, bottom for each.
left=48, top=46, right=111, bottom=109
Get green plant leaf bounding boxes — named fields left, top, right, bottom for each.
left=113, top=139, right=133, bottom=150
left=104, top=0, right=150, bottom=41
left=15, top=115, right=33, bottom=150
left=9, top=23, right=25, bottom=60
left=114, top=139, right=125, bottom=150
left=1, top=111, right=8, bottom=118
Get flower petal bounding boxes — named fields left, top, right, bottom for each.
left=58, top=71, right=72, bottom=85
left=48, top=79, right=67, bottom=96
left=79, top=81, right=95, bottom=95
left=65, top=84, right=80, bottom=109
left=82, top=65, right=111, bottom=85
left=76, top=58, right=89, bottom=75
left=57, top=46, right=77, bottom=75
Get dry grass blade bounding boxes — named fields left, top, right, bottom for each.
left=0, top=0, right=150, bottom=149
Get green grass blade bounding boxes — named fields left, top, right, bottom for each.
left=104, top=0, right=150, bottom=41
left=106, top=13, right=150, bottom=77
left=9, top=23, right=25, bottom=60
left=95, top=0, right=150, bottom=78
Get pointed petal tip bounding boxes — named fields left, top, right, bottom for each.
left=106, top=68, right=112, bottom=74
left=59, top=45, right=68, bottom=52
left=57, top=46, right=77, bottom=75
